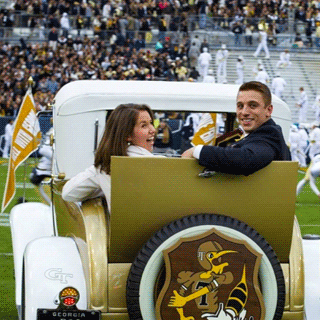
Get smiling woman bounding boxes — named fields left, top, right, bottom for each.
left=127, top=110, right=156, bottom=152
left=61, top=103, right=158, bottom=212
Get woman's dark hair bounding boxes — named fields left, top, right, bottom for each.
left=94, top=103, right=154, bottom=174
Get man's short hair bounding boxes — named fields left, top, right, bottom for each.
left=238, top=81, right=271, bottom=107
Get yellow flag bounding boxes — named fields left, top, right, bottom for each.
left=2, top=89, right=41, bottom=212
left=191, top=113, right=217, bottom=146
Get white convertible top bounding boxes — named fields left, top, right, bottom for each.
left=53, top=80, right=292, bottom=178
left=55, top=80, right=290, bottom=118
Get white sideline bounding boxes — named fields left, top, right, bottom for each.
left=0, top=223, right=10, bottom=227
left=0, top=213, right=10, bottom=226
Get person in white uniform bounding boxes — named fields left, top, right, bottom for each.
left=62, top=104, right=158, bottom=212
left=30, top=127, right=54, bottom=204
left=198, top=47, right=212, bottom=79
left=30, top=128, right=53, bottom=186
left=183, top=112, right=202, bottom=135
left=253, top=28, right=270, bottom=59
left=276, top=49, right=291, bottom=69
left=252, top=60, right=264, bottom=78
left=296, top=153, right=320, bottom=199
left=2, top=119, right=14, bottom=158
left=309, top=122, right=320, bottom=160
left=311, top=94, right=320, bottom=123
left=60, top=12, right=71, bottom=37
left=289, top=124, right=306, bottom=167
left=255, top=66, right=270, bottom=85
left=298, top=124, right=309, bottom=167
left=271, top=72, right=286, bottom=99
left=296, top=87, right=308, bottom=123
left=202, top=69, right=215, bottom=83
left=235, top=55, right=245, bottom=84
left=215, top=44, right=229, bottom=83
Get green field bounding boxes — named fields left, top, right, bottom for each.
left=0, top=159, right=319, bottom=318
left=0, top=158, right=44, bottom=318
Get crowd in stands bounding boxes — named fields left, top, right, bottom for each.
left=2, top=0, right=320, bottom=41
left=0, top=34, right=200, bottom=116
left=1, top=0, right=320, bottom=116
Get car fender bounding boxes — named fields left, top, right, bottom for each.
left=23, top=237, right=87, bottom=320
left=303, top=236, right=320, bottom=320
left=10, top=202, right=53, bottom=312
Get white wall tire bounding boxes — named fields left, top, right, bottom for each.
left=126, top=214, right=285, bottom=320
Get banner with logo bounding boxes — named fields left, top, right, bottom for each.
left=2, top=88, right=41, bottom=212
left=191, top=113, right=217, bottom=146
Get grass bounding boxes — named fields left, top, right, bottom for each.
left=0, top=160, right=319, bottom=318
left=296, top=170, right=320, bottom=235
left=0, top=158, right=42, bottom=318
left=0, top=227, right=16, bottom=318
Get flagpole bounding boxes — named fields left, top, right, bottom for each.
left=21, top=77, right=35, bottom=203
left=22, top=161, right=27, bottom=203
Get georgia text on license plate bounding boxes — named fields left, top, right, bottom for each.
left=37, top=309, right=101, bottom=320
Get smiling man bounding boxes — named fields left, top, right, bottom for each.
left=181, top=81, right=291, bottom=175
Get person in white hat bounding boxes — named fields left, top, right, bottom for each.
left=296, top=153, right=320, bottom=199
left=198, top=47, right=212, bottom=79
left=252, top=60, right=264, bottom=79
left=2, top=119, right=14, bottom=158
left=296, top=87, right=308, bottom=123
left=298, top=123, right=309, bottom=167
left=253, top=26, right=270, bottom=59
left=215, top=44, right=229, bottom=83
left=309, top=121, right=320, bottom=160
left=235, top=55, right=245, bottom=84
left=289, top=124, right=306, bottom=167
left=60, top=12, right=71, bottom=38
left=311, top=94, right=320, bottom=123
left=202, top=69, right=215, bottom=83
left=271, top=72, right=286, bottom=99
left=255, top=65, right=270, bottom=85
left=276, top=49, right=291, bottom=69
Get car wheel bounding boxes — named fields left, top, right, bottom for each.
left=126, top=213, right=285, bottom=320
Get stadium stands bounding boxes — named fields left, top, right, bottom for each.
left=0, top=0, right=319, bottom=124
left=207, top=49, right=320, bottom=123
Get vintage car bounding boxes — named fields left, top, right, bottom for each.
left=10, top=80, right=320, bottom=320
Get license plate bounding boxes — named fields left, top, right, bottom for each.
left=37, top=309, right=101, bottom=320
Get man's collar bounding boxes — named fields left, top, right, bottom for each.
left=243, top=118, right=275, bottom=135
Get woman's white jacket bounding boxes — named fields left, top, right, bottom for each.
left=62, top=146, right=156, bottom=212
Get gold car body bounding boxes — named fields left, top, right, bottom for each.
left=52, top=80, right=302, bottom=319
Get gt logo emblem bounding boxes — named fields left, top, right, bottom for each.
left=45, top=268, right=73, bottom=284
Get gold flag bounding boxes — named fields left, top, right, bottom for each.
left=191, top=113, right=217, bottom=146
left=2, top=88, right=41, bottom=212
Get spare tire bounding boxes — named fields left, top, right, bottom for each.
left=126, top=213, right=285, bottom=320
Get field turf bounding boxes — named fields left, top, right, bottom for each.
left=0, top=159, right=319, bottom=318
left=0, top=158, right=43, bottom=318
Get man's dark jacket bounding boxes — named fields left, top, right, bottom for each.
left=199, top=118, right=291, bottom=176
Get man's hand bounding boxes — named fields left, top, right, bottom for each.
left=181, top=147, right=195, bottom=158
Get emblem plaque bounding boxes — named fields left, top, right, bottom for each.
left=156, top=228, right=265, bottom=320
